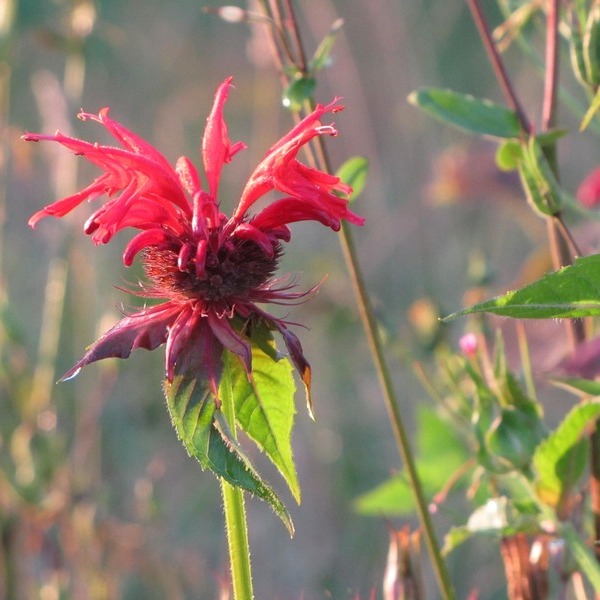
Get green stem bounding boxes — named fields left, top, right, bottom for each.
left=221, top=480, right=254, bottom=600
left=220, top=366, right=254, bottom=600
left=253, top=3, right=454, bottom=596
left=338, top=223, right=456, bottom=600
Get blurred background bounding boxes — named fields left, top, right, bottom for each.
left=3, top=0, right=600, bottom=598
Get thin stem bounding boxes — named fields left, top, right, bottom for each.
left=471, top=0, right=600, bottom=577
left=283, top=0, right=308, bottom=72
left=254, top=2, right=455, bottom=596
left=539, top=6, right=600, bottom=562
left=333, top=169, right=456, bottom=600
left=466, top=0, right=531, bottom=133
left=541, top=0, right=559, bottom=133
left=220, top=363, right=254, bottom=600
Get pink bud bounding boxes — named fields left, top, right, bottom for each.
left=459, top=333, right=478, bottom=357
left=577, top=167, right=600, bottom=208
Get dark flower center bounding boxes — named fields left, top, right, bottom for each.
left=143, top=236, right=281, bottom=305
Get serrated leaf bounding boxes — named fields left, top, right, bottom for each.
left=354, top=406, right=468, bottom=516
left=408, top=88, right=521, bottom=138
left=212, top=412, right=294, bottom=535
left=444, top=254, right=600, bottom=320
left=336, top=156, right=368, bottom=201
left=164, top=322, right=293, bottom=532
left=533, top=401, right=600, bottom=508
left=221, top=323, right=300, bottom=503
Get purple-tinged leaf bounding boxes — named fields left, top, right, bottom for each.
left=60, top=302, right=180, bottom=381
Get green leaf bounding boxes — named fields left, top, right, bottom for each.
left=354, top=406, right=468, bottom=516
left=283, top=76, right=317, bottom=112
left=496, top=140, right=523, bottom=171
left=444, top=254, right=600, bottom=320
left=485, top=406, right=546, bottom=472
left=533, top=401, right=600, bottom=508
left=570, top=16, right=589, bottom=87
left=336, top=156, right=369, bottom=201
left=551, top=377, right=600, bottom=397
left=517, top=138, right=562, bottom=217
left=584, top=6, right=600, bottom=88
left=309, top=18, right=343, bottom=72
left=495, top=131, right=567, bottom=172
left=562, top=523, right=600, bottom=594
left=221, top=323, right=300, bottom=503
left=443, top=496, right=539, bottom=555
left=581, top=86, right=600, bottom=131
left=408, top=88, right=521, bottom=138
left=164, top=325, right=293, bottom=532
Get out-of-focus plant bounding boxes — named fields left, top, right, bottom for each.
left=355, top=0, right=600, bottom=597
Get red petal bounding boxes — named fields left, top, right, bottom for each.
left=123, top=229, right=178, bottom=266
left=206, top=312, right=251, bottom=373
left=165, top=306, right=200, bottom=381
left=233, top=223, right=276, bottom=256
left=202, top=77, right=247, bottom=199
left=60, top=303, right=181, bottom=381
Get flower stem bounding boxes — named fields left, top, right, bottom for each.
left=221, top=480, right=254, bottom=600
left=254, top=3, right=454, bottom=596
left=220, top=365, right=254, bottom=600
left=337, top=223, right=456, bottom=600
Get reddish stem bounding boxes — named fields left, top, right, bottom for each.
left=466, top=0, right=531, bottom=133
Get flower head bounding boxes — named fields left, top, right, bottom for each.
left=25, top=77, right=363, bottom=399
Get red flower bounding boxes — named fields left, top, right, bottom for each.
left=25, top=77, right=363, bottom=399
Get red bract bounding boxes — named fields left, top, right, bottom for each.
left=25, top=77, right=363, bottom=397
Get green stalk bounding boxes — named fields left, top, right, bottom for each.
left=221, top=481, right=254, bottom=600
left=337, top=223, right=456, bottom=600
left=220, top=363, right=254, bottom=600
left=251, top=2, right=455, bottom=597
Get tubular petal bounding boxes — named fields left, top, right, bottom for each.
left=233, top=223, right=275, bottom=257
left=123, top=229, right=177, bottom=266
left=195, top=239, right=208, bottom=277
left=176, top=155, right=203, bottom=198
left=202, top=77, right=247, bottom=199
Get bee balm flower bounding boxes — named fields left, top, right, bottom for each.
left=25, top=77, right=363, bottom=399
